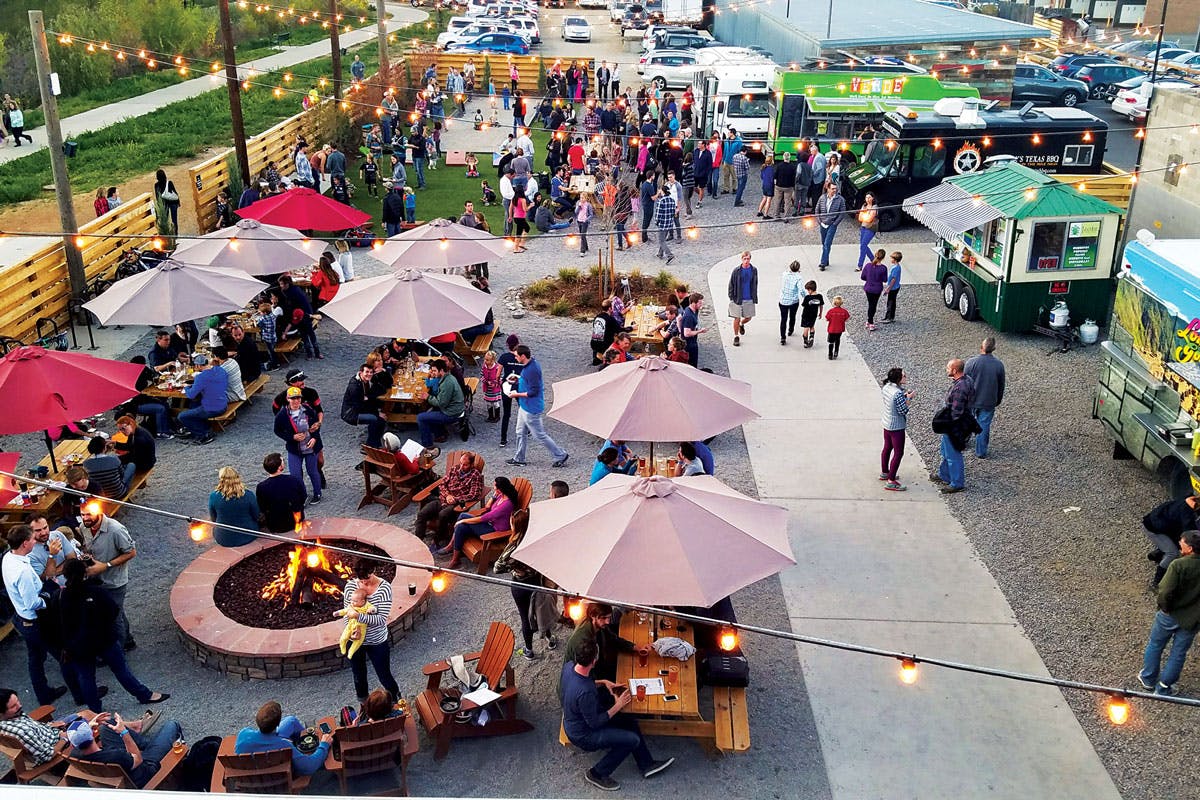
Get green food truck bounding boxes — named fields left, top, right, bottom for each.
left=766, top=70, right=979, bottom=158
left=903, top=161, right=1124, bottom=332
left=1095, top=232, right=1200, bottom=497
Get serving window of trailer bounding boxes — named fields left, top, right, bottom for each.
left=963, top=218, right=1007, bottom=267
left=1027, top=219, right=1102, bottom=272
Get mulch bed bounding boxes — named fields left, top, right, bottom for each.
left=213, top=539, right=396, bottom=630
left=524, top=269, right=681, bottom=319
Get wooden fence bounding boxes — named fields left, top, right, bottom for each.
left=1051, top=162, right=1134, bottom=210
left=405, top=51, right=595, bottom=95
left=0, top=193, right=158, bottom=345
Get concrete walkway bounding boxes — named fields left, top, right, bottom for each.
left=0, top=2, right=428, bottom=167
left=707, top=244, right=1121, bottom=799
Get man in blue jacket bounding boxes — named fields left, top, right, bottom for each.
left=179, top=362, right=229, bottom=445
left=506, top=345, right=569, bottom=468
left=235, top=701, right=331, bottom=776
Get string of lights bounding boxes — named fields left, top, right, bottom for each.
left=0, top=468, right=1194, bottom=725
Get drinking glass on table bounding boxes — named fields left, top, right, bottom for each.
left=635, top=684, right=646, bottom=702
left=667, top=665, right=678, bottom=688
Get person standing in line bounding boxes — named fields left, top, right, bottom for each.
left=342, top=559, right=401, bottom=703
left=857, top=193, right=879, bottom=271
left=825, top=296, right=849, bottom=360
left=778, top=260, right=804, bottom=346
left=653, top=188, right=677, bottom=264
left=881, top=251, right=903, bottom=323
left=727, top=251, right=758, bottom=347
left=963, top=337, right=1005, bottom=458
left=880, top=368, right=913, bottom=492
left=80, top=503, right=138, bottom=650
left=610, top=64, right=621, bottom=98
left=815, top=183, right=846, bottom=271
left=807, top=144, right=827, bottom=212
left=596, top=61, right=611, bottom=102
left=932, top=359, right=976, bottom=494
left=860, top=249, right=888, bottom=331
left=771, top=152, right=796, bottom=219
left=732, top=145, right=750, bottom=207
left=1139, top=531, right=1200, bottom=696
left=757, top=155, right=775, bottom=218
left=576, top=193, right=594, bottom=257
left=506, top=345, right=570, bottom=468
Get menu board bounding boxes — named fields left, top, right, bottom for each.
left=1027, top=219, right=1103, bottom=273
left=1063, top=221, right=1101, bottom=270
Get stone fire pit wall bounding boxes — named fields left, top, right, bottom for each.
left=170, top=518, right=433, bottom=680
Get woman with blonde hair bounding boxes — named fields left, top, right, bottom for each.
left=208, top=466, right=260, bottom=547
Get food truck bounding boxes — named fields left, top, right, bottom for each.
left=903, top=161, right=1123, bottom=331
left=690, top=48, right=779, bottom=145
left=1095, top=232, right=1200, bottom=497
left=851, top=99, right=1108, bottom=229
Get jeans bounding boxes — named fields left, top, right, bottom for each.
left=578, top=220, right=589, bottom=253
left=641, top=209, right=652, bottom=240
left=858, top=227, right=876, bottom=267
left=105, top=583, right=133, bottom=648
left=297, top=318, right=320, bottom=358
left=178, top=406, right=215, bottom=438
left=973, top=407, right=995, bottom=456
left=412, top=158, right=426, bottom=188
left=351, top=640, right=400, bottom=701
left=120, top=461, right=136, bottom=488
left=357, top=413, right=386, bottom=448
left=287, top=450, right=322, bottom=499
left=883, top=288, right=898, bottom=322
left=734, top=173, right=747, bottom=204
left=1143, top=525, right=1182, bottom=569
left=405, top=207, right=415, bottom=224
left=136, top=402, right=170, bottom=436
left=13, top=615, right=81, bottom=705
left=571, top=714, right=653, bottom=778
left=614, top=218, right=627, bottom=249
left=381, top=117, right=393, bottom=145
left=683, top=186, right=694, bottom=216
left=416, top=499, right=463, bottom=543
left=779, top=303, right=798, bottom=339
left=1140, top=610, right=1198, bottom=689
left=417, top=409, right=459, bottom=447
left=512, top=584, right=535, bottom=649
left=657, top=227, right=674, bottom=260
left=386, top=222, right=401, bottom=236
left=502, top=199, right=513, bottom=235
left=452, top=513, right=496, bottom=551
left=819, top=222, right=839, bottom=266
left=71, top=640, right=152, bottom=712
left=865, top=291, right=881, bottom=324
left=882, top=428, right=906, bottom=482
left=97, top=719, right=181, bottom=786
left=514, top=407, right=567, bottom=463
left=461, top=322, right=495, bottom=339
left=938, top=434, right=965, bottom=489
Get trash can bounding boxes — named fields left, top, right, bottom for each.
left=62, top=140, right=78, bottom=157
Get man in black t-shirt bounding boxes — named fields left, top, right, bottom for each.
left=256, top=452, right=307, bottom=533
left=590, top=299, right=623, bottom=366
left=66, top=713, right=183, bottom=789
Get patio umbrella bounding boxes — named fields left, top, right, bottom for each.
left=373, top=218, right=512, bottom=271
left=82, top=259, right=268, bottom=327
left=236, top=187, right=371, bottom=231
left=0, top=453, right=20, bottom=506
left=0, top=346, right=144, bottom=470
left=319, top=268, right=493, bottom=339
left=513, top=474, right=794, bottom=607
left=548, top=356, right=759, bottom=443
left=171, top=218, right=320, bottom=275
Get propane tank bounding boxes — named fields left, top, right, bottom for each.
left=1049, top=301, right=1070, bottom=329
left=1079, top=318, right=1099, bottom=344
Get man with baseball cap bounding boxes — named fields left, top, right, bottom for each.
left=66, top=711, right=183, bottom=788
left=272, top=369, right=326, bottom=489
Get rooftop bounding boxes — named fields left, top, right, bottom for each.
left=946, top=161, right=1125, bottom=219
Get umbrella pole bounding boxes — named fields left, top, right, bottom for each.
left=44, top=430, right=58, bottom=472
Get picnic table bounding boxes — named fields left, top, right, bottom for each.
left=624, top=304, right=667, bottom=355
left=381, top=359, right=435, bottom=425
left=2, top=440, right=91, bottom=521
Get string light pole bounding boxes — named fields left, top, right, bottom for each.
left=329, top=0, right=343, bottom=100
left=218, top=0, right=251, bottom=186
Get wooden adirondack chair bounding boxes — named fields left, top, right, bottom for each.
left=62, top=746, right=185, bottom=790
left=0, top=705, right=68, bottom=785
left=358, top=444, right=428, bottom=516
left=414, top=621, right=534, bottom=760
left=410, top=450, right=486, bottom=537
left=211, top=739, right=312, bottom=794
left=324, top=714, right=418, bottom=795
left=460, top=477, right=532, bottom=575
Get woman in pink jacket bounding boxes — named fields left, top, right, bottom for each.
left=438, top=476, right=521, bottom=568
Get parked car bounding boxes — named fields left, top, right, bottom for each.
left=1125, top=46, right=1196, bottom=67
left=644, top=29, right=712, bottom=53
left=579, top=0, right=608, bottom=7
left=1048, top=53, right=1115, bottom=77
left=448, top=32, right=531, bottom=54
left=636, top=49, right=699, bottom=89
left=622, top=3, right=650, bottom=29
left=438, top=21, right=518, bottom=49
left=1013, top=62, right=1088, bottom=107
left=1074, top=63, right=1147, bottom=99
left=1110, top=39, right=1179, bottom=58
left=562, top=16, right=592, bottom=42
left=1164, top=52, right=1200, bottom=74
left=1111, top=78, right=1198, bottom=120
left=610, top=0, right=628, bottom=21
left=504, top=16, right=541, bottom=44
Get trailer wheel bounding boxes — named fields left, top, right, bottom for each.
left=878, top=206, right=901, bottom=232
left=941, top=275, right=962, bottom=309
left=957, top=284, right=978, bottom=321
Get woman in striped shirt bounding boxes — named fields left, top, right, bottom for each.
left=342, top=559, right=399, bottom=703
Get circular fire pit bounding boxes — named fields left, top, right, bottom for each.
left=170, top=518, right=433, bottom=679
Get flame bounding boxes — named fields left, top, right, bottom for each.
left=260, top=540, right=352, bottom=604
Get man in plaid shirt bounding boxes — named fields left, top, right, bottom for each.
left=413, top=452, right=485, bottom=546
left=0, top=688, right=64, bottom=765
left=732, top=147, right=751, bottom=207
left=653, top=188, right=677, bottom=264
left=583, top=106, right=601, bottom=138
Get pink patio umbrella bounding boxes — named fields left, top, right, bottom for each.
left=318, top=267, right=493, bottom=339
left=548, top=355, right=759, bottom=443
left=171, top=218, right=320, bottom=275
left=82, top=259, right=268, bottom=327
left=513, top=474, right=794, bottom=607
left=0, top=453, right=21, bottom=506
left=235, top=187, right=371, bottom=231
left=373, top=218, right=512, bottom=270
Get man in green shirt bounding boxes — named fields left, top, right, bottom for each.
left=1139, top=530, right=1200, bottom=695
left=564, top=603, right=649, bottom=688
left=416, top=360, right=465, bottom=447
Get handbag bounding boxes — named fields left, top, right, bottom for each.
left=160, top=189, right=179, bottom=203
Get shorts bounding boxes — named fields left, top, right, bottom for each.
left=728, top=301, right=755, bottom=319
left=513, top=218, right=530, bottom=236
left=800, top=312, right=820, bottom=328
left=761, top=188, right=774, bottom=198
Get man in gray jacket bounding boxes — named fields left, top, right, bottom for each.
left=964, top=337, right=1006, bottom=457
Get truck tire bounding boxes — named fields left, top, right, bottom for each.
left=957, top=284, right=978, bottom=321
left=941, top=275, right=962, bottom=309
left=878, top=206, right=901, bottom=232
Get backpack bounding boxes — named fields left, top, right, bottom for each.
left=177, top=735, right=223, bottom=792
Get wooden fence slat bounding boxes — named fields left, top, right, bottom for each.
left=405, top=52, right=594, bottom=95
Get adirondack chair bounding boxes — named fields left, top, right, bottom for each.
left=358, top=444, right=427, bottom=516
left=410, top=450, right=486, bottom=537
left=211, top=738, right=312, bottom=794
left=0, top=705, right=68, bottom=785
left=324, top=714, right=418, bottom=795
left=460, top=477, right=533, bottom=575
left=62, top=745, right=185, bottom=790
left=414, top=621, right=534, bottom=759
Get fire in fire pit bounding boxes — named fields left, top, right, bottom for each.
left=260, top=541, right=353, bottom=607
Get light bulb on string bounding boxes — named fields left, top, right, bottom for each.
left=718, top=627, right=739, bottom=652
left=189, top=522, right=208, bottom=542
left=899, top=658, right=919, bottom=684
left=567, top=598, right=586, bottom=622
left=744, top=222, right=757, bottom=234
left=1031, top=133, right=1041, bottom=145
left=1106, top=693, right=1130, bottom=725
left=430, top=571, right=448, bottom=593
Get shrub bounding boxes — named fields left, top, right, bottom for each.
left=558, top=267, right=581, bottom=282
left=654, top=270, right=674, bottom=289
left=629, top=268, right=643, bottom=281
left=549, top=297, right=572, bottom=316
left=525, top=278, right=553, bottom=299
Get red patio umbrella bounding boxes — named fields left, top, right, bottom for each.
left=236, top=187, right=371, bottom=231
left=0, top=346, right=145, bottom=470
left=0, top=452, right=20, bottom=506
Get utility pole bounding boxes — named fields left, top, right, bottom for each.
left=377, top=0, right=391, bottom=89
left=330, top=0, right=343, bottom=100
left=218, top=0, right=251, bottom=185
left=28, top=10, right=86, bottom=301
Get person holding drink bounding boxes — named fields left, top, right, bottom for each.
left=563, top=602, right=650, bottom=685
left=561, top=640, right=675, bottom=792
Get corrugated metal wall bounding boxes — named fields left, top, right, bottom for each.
left=712, top=4, right=822, bottom=64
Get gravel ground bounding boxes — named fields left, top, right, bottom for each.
left=841, top=283, right=1200, bottom=800
left=0, top=181, right=914, bottom=797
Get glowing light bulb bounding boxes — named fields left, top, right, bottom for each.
left=74, top=236, right=85, bottom=247
left=899, top=658, right=918, bottom=684
left=744, top=222, right=757, bottom=234
left=229, top=238, right=240, bottom=251
left=686, top=226, right=698, bottom=239
left=1106, top=694, right=1130, bottom=725
left=431, top=571, right=448, bottom=593
left=1134, top=128, right=1145, bottom=139
left=567, top=599, right=586, bottom=622
left=189, top=523, right=207, bottom=542
left=85, top=501, right=103, bottom=517
left=981, top=136, right=991, bottom=147
left=1077, top=182, right=1087, bottom=192
left=151, top=238, right=164, bottom=250
left=718, top=627, right=738, bottom=652
left=439, top=237, right=449, bottom=250
left=372, top=240, right=384, bottom=250
left=1032, top=133, right=1041, bottom=145
left=932, top=139, right=942, bottom=150
left=1024, top=189, right=1037, bottom=201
